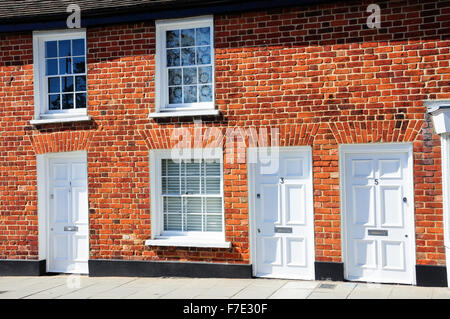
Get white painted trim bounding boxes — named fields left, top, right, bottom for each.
left=155, top=15, right=215, bottom=113
left=339, top=143, right=416, bottom=285
left=148, top=148, right=226, bottom=246
left=247, top=146, right=315, bottom=279
left=440, top=134, right=450, bottom=287
left=145, top=238, right=230, bottom=248
left=148, top=109, right=220, bottom=118
left=32, top=29, right=87, bottom=121
left=36, top=151, right=88, bottom=273
left=30, top=115, right=91, bottom=125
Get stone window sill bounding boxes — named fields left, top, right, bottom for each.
left=145, top=237, right=230, bottom=248
left=30, top=115, right=92, bottom=125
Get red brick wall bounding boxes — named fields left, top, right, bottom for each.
left=0, top=0, right=449, bottom=266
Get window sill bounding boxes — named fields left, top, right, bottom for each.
left=148, top=109, right=220, bottom=118
left=145, top=237, right=231, bottom=248
left=30, top=115, right=92, bottom=125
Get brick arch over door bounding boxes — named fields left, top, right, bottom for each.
left=29, top=131, right=95, bottom=155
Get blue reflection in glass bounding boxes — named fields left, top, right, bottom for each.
left=199, top=85, right=212, bottom=102
left=62, top=77, right=74, bottom=92
left=59, top=58, right=72, bottom=75
left=59, top=40, right=71, bottom=57
left=198, top=66, right=212, bottom=84
left=166, top=30, right=180, bottom=48
left=183, top=68, right=197, bottom=85
left=181, top=29, right=195, bottom=47
left=48, top=94, right=60, bottom=110
left=196, top=46, right=211, bottom=65
left=46, top=59, right=58, bottom=76
left=184, top=86, right=197, bottom=103
left=181, top=48, right=195, bottom=66
left=168, top=69, right=182, bottom=86
left=72, top=39, right=85, bottom=56
left=48, top=77, right=60, bottom=93
left=73, top=57, right=85, bottom=73
left=45, top=41, right=58, bottom=58
left=167, top=49, right=180, bottom=67
left=62, top=93, right=74, bottom=109
left=196, top=27, right=210, bottom=46
left=169, top=87, right=182, bottom=104
left=75, top=76, right=86, bottom=91
left=76, top=93, right=87, bottom=109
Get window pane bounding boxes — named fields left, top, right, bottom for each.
left=185, top=197, right=202, bottom=231
left=199, top=85, right=212, bottom=102
left=166, top=177, right=180, bottom=194
left=168, top=68, right=182, bottom=86
left=183, top=67, right=197, bottom=85
left=169, top=87, right=182, bottom=104
left=205, top=198, right=222, bottom=232
left=62, top=76, right=74, bottom=92
left=181, top=48, right=195, bottom=66
left=198, top=66, right=212, bottom=84
left=185, top=177, right=200, bottom=194
left=196, top=27, right=210, bottom=46
left=45, top=41, right=58, bottom=58
left=181, top=29, right=195, bottom=47
left=58, top=40, right=71, bottom=57
left=183, top=86, right=197, bottom=103
left=205, top=213, right=222, bottom=232
left=204, top=177, right=220, bottom=194
left=205, top=162, right=220, bottom=175
left=167, top=49, right=180, bottom=67
left=164, top=197, right=182, bottom=231
left=62, top=93, right=74, bottom=109
left=73, top=57, right=85, bottom=74
left=48, top=94, right=60, bottom=110
left=75, top=76, right=86, bottom=91
left=75, top=93, right=86, bottom=109
left=48, top=77, right=60, bottom=93
left=46, top=59, right=58, bottom=76
left=166, top=30, right=180, bottom=48
left=196, top=46, right=211, bottom=65
left=72, top=39, right=85, bottom=56
left=59, top=58, right=72, bottom=75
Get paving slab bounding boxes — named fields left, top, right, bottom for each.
left=347, top=283, right=394, bottom=299
left=388, top=285, right=434, bottom=299
left=269, top=288, right=312, bottom=299
left=431, top=287, right=450, bottom=299
left=231, top=286, right=281, bottom=299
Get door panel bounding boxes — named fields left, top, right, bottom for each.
left=254, top=147, right=314, bottom=280
left=344, top=147, right=414, bottom=284
left=48, top=155, right=89, bottom=274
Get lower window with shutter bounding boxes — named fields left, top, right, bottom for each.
left=147, top=149, right=228, bottom=248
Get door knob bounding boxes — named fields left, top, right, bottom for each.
left=257, top=228, right=261, bottom=233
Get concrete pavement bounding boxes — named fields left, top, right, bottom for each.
left=0, top=275, right=449, bottom=299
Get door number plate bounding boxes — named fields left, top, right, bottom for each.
left=368, top=229, right=388, bottom=236
left=274, top=226, right=293, bottom=233
left=64, top=226, right=78, bottom=232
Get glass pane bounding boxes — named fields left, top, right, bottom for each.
left=75, top=93, right=86, bottom=109
left=205, top=213, right=222, bottom=232
left=185, top=162, right=200, bottom=175
left=198, top=66, right=212, bottom=84
left=199, top=85, right=212, bottom=102
left=59, top=58, right=72, bottom=75
left=183, top=67, right=197, bottom=85
left=46, top=59, right=58, bottom=76
left=183, top=86, right=197, bottom=103
left=72, top=39, right=85, bottom=56
left=186, top=213, right=202, bottom=231
left=165, top=160, right=180, bottom=176
left=165, top=213, right=182, bottom=231
left=75, top=76, right=86, bottom=91
left=166, top=30, right=180, bottom=48
left=58, top=40, right=71, bottom=57
left=204, top=177, right=220, bottom=194
left=168, top=68, right=182, bottom=86
left=181, top=28, right=195, bottom=47
left=48, top=94, right=60, bottom=110
left=205, top=162, right=220, bottom=176
left=62, top=93, right=74, bottom=109
left=72, top=57, right=85, bottom=74
left=169, top=87, right=182, bottom=104
left=166, top=177, right=180, bottom=194
left=181, top=48, right=195, bottom=66
left=166, top=49, right=180, bottom=67
left=48, top=77, right=60, bottom=93
left=185, top=177, right=200, bottom=194
left=196, top=27, right=210, bottom=46
left=45, top=41, right=58, bottom=58
left=196, top=46, right=211, bottom=65
left=62, top=76, right=74, bottom=92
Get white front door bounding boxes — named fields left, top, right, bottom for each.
left=342, top=144, right=415, bottom=284
left=253, top=147, right=315, bottom=280
left=48, top=155, right=89, bottom=274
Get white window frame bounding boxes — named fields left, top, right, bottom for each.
left=32, top=29, right=90, bottom=124
left=146, top=148, right=230, bottom=248
left=154, top=16, right=216, bottom=115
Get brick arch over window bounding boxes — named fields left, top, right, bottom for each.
left=138, top=123, right=321, bottom=151
left=29, top=131, right=95, bottom=154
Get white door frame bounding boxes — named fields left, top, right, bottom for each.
left=440, top=134, right=450, bottom=287
left=248, top=146, right=315, bottom=278
left=37, top=150, right=89, bottom=273
left=339, top=143, right=416, bottom=285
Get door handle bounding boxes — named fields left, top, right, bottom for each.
left=257, top=228, right=261, bottom=233
left=64, top=226, right=78, bottom=232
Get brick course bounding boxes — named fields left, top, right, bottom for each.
left=0, top=0, right=449, bottom=266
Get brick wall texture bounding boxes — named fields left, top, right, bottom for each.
left=0, top=0, right=449, bottom=266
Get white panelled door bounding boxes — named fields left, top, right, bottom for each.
left=253, top=147, right=315, bottom=280
left=48, top=155, right=89, bottom=274
left=343, top=145, right=415, bottom=284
